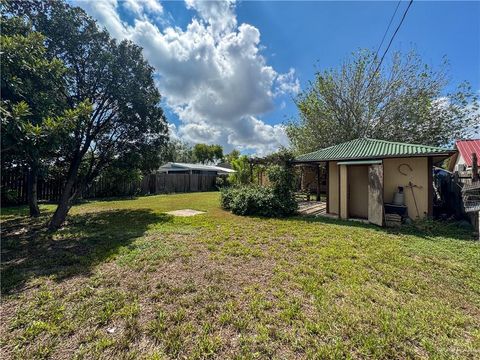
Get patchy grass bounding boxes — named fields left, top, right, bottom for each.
left=1, top=192, right=479, bottom=359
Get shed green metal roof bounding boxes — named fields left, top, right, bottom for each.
left=295, top=138, right=454, bottom=162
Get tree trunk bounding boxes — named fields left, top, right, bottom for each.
left=48, top=153, right=84, bottom=231
left=27, top=165, right=40, bottom=217
left=48, top=176, right=76, bottom=230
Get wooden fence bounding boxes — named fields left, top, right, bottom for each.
left=1, top=172, right=218, bottom=205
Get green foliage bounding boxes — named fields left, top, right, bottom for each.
left=266, top=164, right=296, bottom=196
left=221, top=162, right=297, bottom=217
left=229, top=155, right=251, bottom=185
left=287, top=49, right=479, bottom=154
left=87, top=167, right=143, bottom=198
left=193, top=144, right=224, bottom=164
left=215, top=175, right=230, bottom=189
left=160, top=140, right=196, bottom=163
left=225, top=149, right=240, bottom=163
left=220, top=185, right=296, bottom=217
left=0, top=14, right=68, bottom=169
left=3, top=0, right=169, bottom=228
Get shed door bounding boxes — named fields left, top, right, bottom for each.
left=368, top=164, right=384, bottom=226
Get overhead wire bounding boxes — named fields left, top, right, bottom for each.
left=365, top=0, right=414, bottom=91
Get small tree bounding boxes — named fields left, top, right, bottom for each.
left=287, top=49, right=479, bottom=154
left=6, top=1, right=169, bottom=229
left=225, top=149, right=240, bottom=163
left=229, top=155, right=251, bottom=185
left=1, top=14, right=68, bottom=216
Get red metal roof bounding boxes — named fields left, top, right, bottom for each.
left=456, top=139, right=480, bottom=166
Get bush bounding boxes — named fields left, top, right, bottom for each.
left=221, top=158, right=298, bottom=217
left=220, top=185, right=297, bottom=217
left=215, top=175, right=230, bottom=189
left=1, top=188, right=21, bottom=206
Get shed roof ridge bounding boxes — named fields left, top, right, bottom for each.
left=295, top=137, right=455, bottom=162
left=361, top=138, right=451, bottom=150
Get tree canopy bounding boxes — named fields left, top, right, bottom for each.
left=193, top=144, right=224, bottom=164
left=287, top=49, right=479, bottom=154
left=2, top=0, right=169, bottom=229
left=1, top=12, right=70, bottom=216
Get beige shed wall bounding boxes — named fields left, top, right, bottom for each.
left=383, top=157, right=429, bottom=219
left=348, top=165, right=369, bottom=219
left=339, top=165, right=348, bottom=219
left=328, top=161, right=339, bottom=214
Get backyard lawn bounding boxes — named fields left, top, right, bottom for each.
left=1, top=192, right=479, bottom=359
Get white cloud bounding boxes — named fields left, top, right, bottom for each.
left=73, top=0, right=299, bottom=155
left=275, top=68, right=300, bottom=96
left=167, top=123, right=179, bottom=141
left=122, top=0, right=163, bottom=17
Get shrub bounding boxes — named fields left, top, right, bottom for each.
left=221, top=157, right=298, bottom=217
left=1, top=188, right=21, bottom=206
left=266, top=164, right=296, bottom=195
left=220, top=185, right=297, bottom=217
left=219, top=186, right=237, bottom=210
left=215, top=175, right=230, bottom=189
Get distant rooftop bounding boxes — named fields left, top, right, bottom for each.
left=455, top=139, right=480, bottom=167
left=159, top=162, right=236, bottom=174
left=295, top=138, right=454, bottom=162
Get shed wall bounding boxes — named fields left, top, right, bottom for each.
left=328, top=161, right=339, bottom=214
left=339, top=165, right=348, bottom=219
left=383, top=157, right=429, bottom=219
left=348, top=165, right=369, bottom=219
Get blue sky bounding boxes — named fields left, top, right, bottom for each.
left=234, top=1, right=480, bottom=125
left=74, top=1, right=480, bottom=154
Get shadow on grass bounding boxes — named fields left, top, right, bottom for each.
left=285, top=214, right=476, bottom=242
left=1, top=209, right=172, bottom=294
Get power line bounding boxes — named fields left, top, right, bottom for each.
left=361, top=0, right=401, bottom=92
left=365, top=0, right=414, bottom=91
left=373, top=0, right=402, bottom=62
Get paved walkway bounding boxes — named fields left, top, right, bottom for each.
left=298, top=201, right=327, bottom=216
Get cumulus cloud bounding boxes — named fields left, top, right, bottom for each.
left=123, top=0, right=163, bottom=16
left=73, top=0, right=299, bottom=155
left=275, top=68, right=300, bottom=96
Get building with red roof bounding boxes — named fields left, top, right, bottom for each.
left=448, top=139, right=480, bottom=172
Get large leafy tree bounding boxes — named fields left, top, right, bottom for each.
left=6, top=0, right=169, bottom=229
left=160, top=140, right=196, bottom=163
left=225, top=149, right=240, bottom=164
left=287, top=50, right=479, bottom=154
left=1, top=14, right=68, bottom=216
left=193, top=144, right=224, bottom=164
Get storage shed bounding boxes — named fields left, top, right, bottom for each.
left=294, top=138, right=455, bottom=226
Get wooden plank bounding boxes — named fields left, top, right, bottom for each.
left=368, top=164, right=384, bottom=226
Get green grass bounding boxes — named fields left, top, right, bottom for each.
left=1, top=192, right=479, bottom=359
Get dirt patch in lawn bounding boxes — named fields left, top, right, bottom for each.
left=166, top=209, right=206, bottom=217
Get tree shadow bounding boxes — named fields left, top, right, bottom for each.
left=1, top=209, right=172, bottom=294
left=285, top=214, right=476, bottom=242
